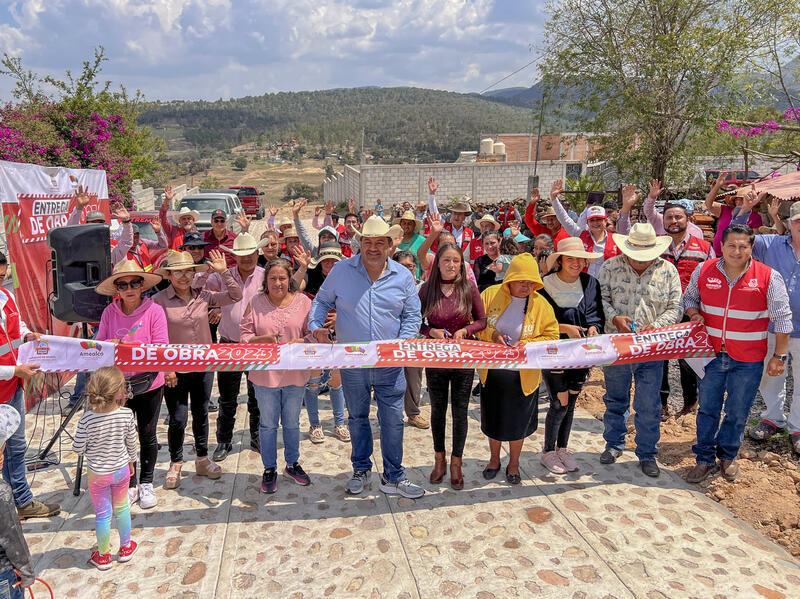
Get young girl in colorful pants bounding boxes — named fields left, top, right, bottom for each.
left=73, top=367, right=139, bottom=570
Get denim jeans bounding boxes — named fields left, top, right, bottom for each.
left=759, top=333, right=800, bottom=434
left=1, top=386, right=33, bottom=507
left=602, top=361, right=662, bottom=461
left=694, top=352, right=763, bottom=465
left=340, top=367, right=406, bottom=483
left=304, top=370, right=345, bottom=427
left=0, top=568, right=24, bottom=599
left=253, top=384, right=305, bottom=470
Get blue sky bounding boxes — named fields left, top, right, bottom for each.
left=0, top=0, right=548, bottom=101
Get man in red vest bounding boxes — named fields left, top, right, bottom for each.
left=160, top=185, right=200, bottom=249
left=684, top=223, right=792, bottom=483
left=658, top=202, right=715, bottom=418
left=524, top=187, right=569, bottom=246
left=0, top=288, right=61, bottom=519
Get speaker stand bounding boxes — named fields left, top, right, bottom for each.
left=27, top=322, right=90, bottom=496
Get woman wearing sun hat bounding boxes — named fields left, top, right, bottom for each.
left=152, top=250, right=242, bottom=490
left=95, top=260, right=167, bottom=509
left=476, top=253, right=559, bottom=484
left=538, top=238, right=606, bottom=474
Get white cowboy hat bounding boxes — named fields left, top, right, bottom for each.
left=170, top=206, right=201, bottom=222
left=220, top=233, right=259, bottom=256
left=612, top=223, right=672, bottom=262
left=275, top=216, right=292, bottom=229
left=96, top=259, right=163, bottom=296
left=474, top=214, right=501, bottom=230
left=353, top=215, right=403, bottom=241
left=309, top=241, right=344, bottom=268
left=154, top=251, right=208, bottom=277
left=0, top=404, right=21, bottom=447
left=546, top=236, right=602, bottom=272
left=392, top=210, right=423, bottom=234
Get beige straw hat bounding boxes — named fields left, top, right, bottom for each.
left=154, top=251, right=207, bottom=277
left=96, top=260, right=163, bottom=296
left=612, top=223, right=672, bottom=262
left=392, top=210, right=423, bottom=234
left=353, top=215, right=403, bottom=240
left=546, top=237, right=602, bottom=272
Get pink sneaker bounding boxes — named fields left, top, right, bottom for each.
left=118, top=540, right=138, bottom=563
left=88, top=550, right=113, bottom=570
left=557, top=448, right=580, bottom=472
left=540, top=450, right=567, bottom=474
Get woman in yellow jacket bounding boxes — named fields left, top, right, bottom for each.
left=477, top=253, right=559, bottom=484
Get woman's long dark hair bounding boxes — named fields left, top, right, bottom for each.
left=420, top=243, right=473, bottom=320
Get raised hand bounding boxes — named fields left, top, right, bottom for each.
left=767, top=196, right=780, bottom=221
left=550, top=179, right=563, bottom=201
left=152, top=218, right=162, bottom=235
left=325, top=200, right=335, bottom=215
left=509, top=222, right=521, bottom=237
left=164, top=185, right=175, bottom=208
left=291, top=245, right=311, bottom=269
left=348, top=197, right=355, bottom=213
left=711, top=174, right=727, bottom=192
left=74, top=185, right=91, bottom=210
left=292, top=197, right=307, bottom=217
left=647, top=179, right=663, bottom=200
left=530, top=188, right=540, bottom=204
left=314, top=205, right=322, bottom=217
left=110, top=201, right=130, bottom=222
left=208, top=249, right=228, bottom=273
left=234, top=210, right=250, bottom=232
left=427, top=212, right=443, bottom=236
left=428, top=177, right=439, bottom=195
left=620, top=183, right=639, bottom=210
left=740, top=187, right=760, bottom=213
left=363, top=209, right=374, bottom=220
left=269, top=204, right=279, bottom=217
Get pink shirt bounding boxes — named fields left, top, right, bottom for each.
left=202, top=266, right=265, bottom=341
left=240, top=292, right=312, bottom=388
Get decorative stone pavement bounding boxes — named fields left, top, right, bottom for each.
left=18, top=384, right=800, bottom=598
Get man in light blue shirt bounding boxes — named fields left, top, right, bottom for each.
left=310, top=216, right=424, bottom=498
left=734, top=196, right=800, bottom=453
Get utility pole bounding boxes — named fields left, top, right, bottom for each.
left=361, top=128, right=365, bottom=165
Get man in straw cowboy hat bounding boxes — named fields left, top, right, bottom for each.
left=426, top=177, right=474, bottom=253
left=195, top=233, right=264, bottom=461
left=309, top=215, right=424, bottom=499
left=468, top=214, right=501, bottom=264
left=393, top=210, right=426, bottom=279
left=159, top=185, right=200, bottom=250
left=597, top=222, right=682, bottom=478
left=683, top=223, right=792, bottom=483
left=524, top=187, right=570, bottom=246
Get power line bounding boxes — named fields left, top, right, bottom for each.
left=479, top=57, right=541, bottom=95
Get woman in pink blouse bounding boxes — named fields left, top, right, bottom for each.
left=240, top=258, right=313, bottom=494
left=152, top=250, right=242, bottom=490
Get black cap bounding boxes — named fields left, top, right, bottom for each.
left=180, top=231, right=209, bottom=248
left=331, top=212, right=340, bottom=220
left=211, top=209, right=226, bottom=220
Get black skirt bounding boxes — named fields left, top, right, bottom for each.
left=480, top=369, right=539, bottom=442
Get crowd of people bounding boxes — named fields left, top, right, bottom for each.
left=0, top=174, right=797, bottom=585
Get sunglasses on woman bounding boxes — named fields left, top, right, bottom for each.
left=114, top=278, right=145, bottom=291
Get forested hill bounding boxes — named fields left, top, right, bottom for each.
left=140, top=87, right=553, bottom=162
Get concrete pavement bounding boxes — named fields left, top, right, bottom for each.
left=19, top=385, right=800, bottom=598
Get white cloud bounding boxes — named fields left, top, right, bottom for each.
left=0, top=0, right=547, bottom=100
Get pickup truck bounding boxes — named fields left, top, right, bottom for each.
left=705, top=169, right=762, bottom=187
left=228, top=185, right=265, bottom=219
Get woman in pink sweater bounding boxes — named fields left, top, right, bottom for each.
left=240, top=258, right=312, bottom=494
left=95, top=260, right=168, bottom=510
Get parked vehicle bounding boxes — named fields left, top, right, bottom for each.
left=228, top=185, right=265, bottom=219
left=705, top=169, right=761, bottom=187
left=177, top=193, right=245, bottom=232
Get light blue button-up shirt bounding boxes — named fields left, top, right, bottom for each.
left=309, top=254, right=421, bottom=343
left=747, top=234, right=800, bottom=337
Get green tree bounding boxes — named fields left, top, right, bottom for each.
left=233, top=156, right=247, bottom=170
left=325, top=163, right=335, bottom=178
left=539, top=0, right=798, bottom=183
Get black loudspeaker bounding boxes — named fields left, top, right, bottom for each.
left=48, top=224, right=112, bottom=323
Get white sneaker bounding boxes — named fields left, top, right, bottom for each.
left=138, top=483, right=157, bottom=509
left=128, top=486, right=139, bottom=505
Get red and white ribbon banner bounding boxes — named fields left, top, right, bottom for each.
left=19, top=321, right=714, bottom=374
